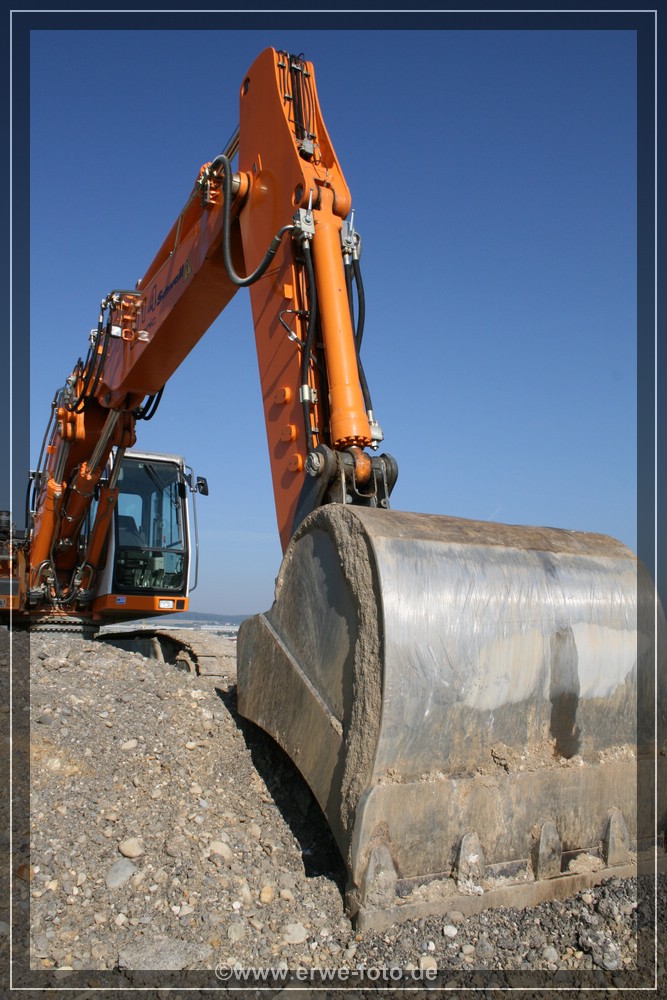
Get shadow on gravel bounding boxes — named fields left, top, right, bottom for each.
left=216, top=684, right=347, bottom=901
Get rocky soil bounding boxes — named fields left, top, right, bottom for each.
left=2, top=627, right=664, bottom=995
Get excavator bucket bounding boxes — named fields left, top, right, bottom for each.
left=237, top=504, right=661, bottom=929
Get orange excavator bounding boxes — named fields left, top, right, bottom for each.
left=2, top=48, right=663, bottom=926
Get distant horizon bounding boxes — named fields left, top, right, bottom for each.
left=154, top=610, right=251, bottom=623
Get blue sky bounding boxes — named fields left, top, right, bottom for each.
left=27, top=27, right=638, bottom=615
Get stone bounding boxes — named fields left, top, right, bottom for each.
left=419, top=955, right=437, bottom=973
left=209, top=840, right=233, bottom=860
left=602, top=942, right=622, bottom=971
left=475, top=937, right=494, bottom=961
left=118, top=837, right=144, bottom=859
left=117, top=936, right=213, bottom=971
left=282, top=922, right=308, bottom=945
left=227, top=922, right=246, bottom=942
left=105, top=859, right=137, bottom=889
left=36, top=713, right=58, bottom=726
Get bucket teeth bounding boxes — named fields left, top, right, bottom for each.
left=602, top=808, right=630, bottom=867
left=360, top=844, right=397, bottom=908
left=456, top=830, right=486, bottom=884
left=531, top=820, right=562, bottom=879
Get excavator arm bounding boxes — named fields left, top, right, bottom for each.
left=22, top=48, right=395, bottom=619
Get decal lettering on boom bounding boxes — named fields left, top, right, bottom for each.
left=144, top=259, right=192, bottom=318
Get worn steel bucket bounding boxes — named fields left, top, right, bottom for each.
left=238, top=504, right=659, bottom=927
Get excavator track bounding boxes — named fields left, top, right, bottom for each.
left=98, top=626, right=237, bottom=681
left=21, top=616, right=100, bottom=640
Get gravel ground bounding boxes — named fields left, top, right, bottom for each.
left=3, top=627, right=664, bottom=995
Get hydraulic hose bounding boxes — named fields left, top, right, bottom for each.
left=357, top=351, right=373, bottom=415
left=349, top=256, right=372, bottom=414
left=344, top=259, right=355, bottom=328
left=27, top=399, right=58, bottom=531
left=69, top=353, right=92, bottom=409
left=300, top=241, right=319, bottom=448
left=218, top=153, right=295, bottom=287
left=84, top=316, right=112, bottom=405
left=136, top=385, right=164, bottom=421
left=69, top=313, right=112, bottom=414
left=352, top=257, right=366, bottom=349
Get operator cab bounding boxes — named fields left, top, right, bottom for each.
left=90, top=449, right=207, bottom=620
left=113, top=457, right=188, bottom=594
